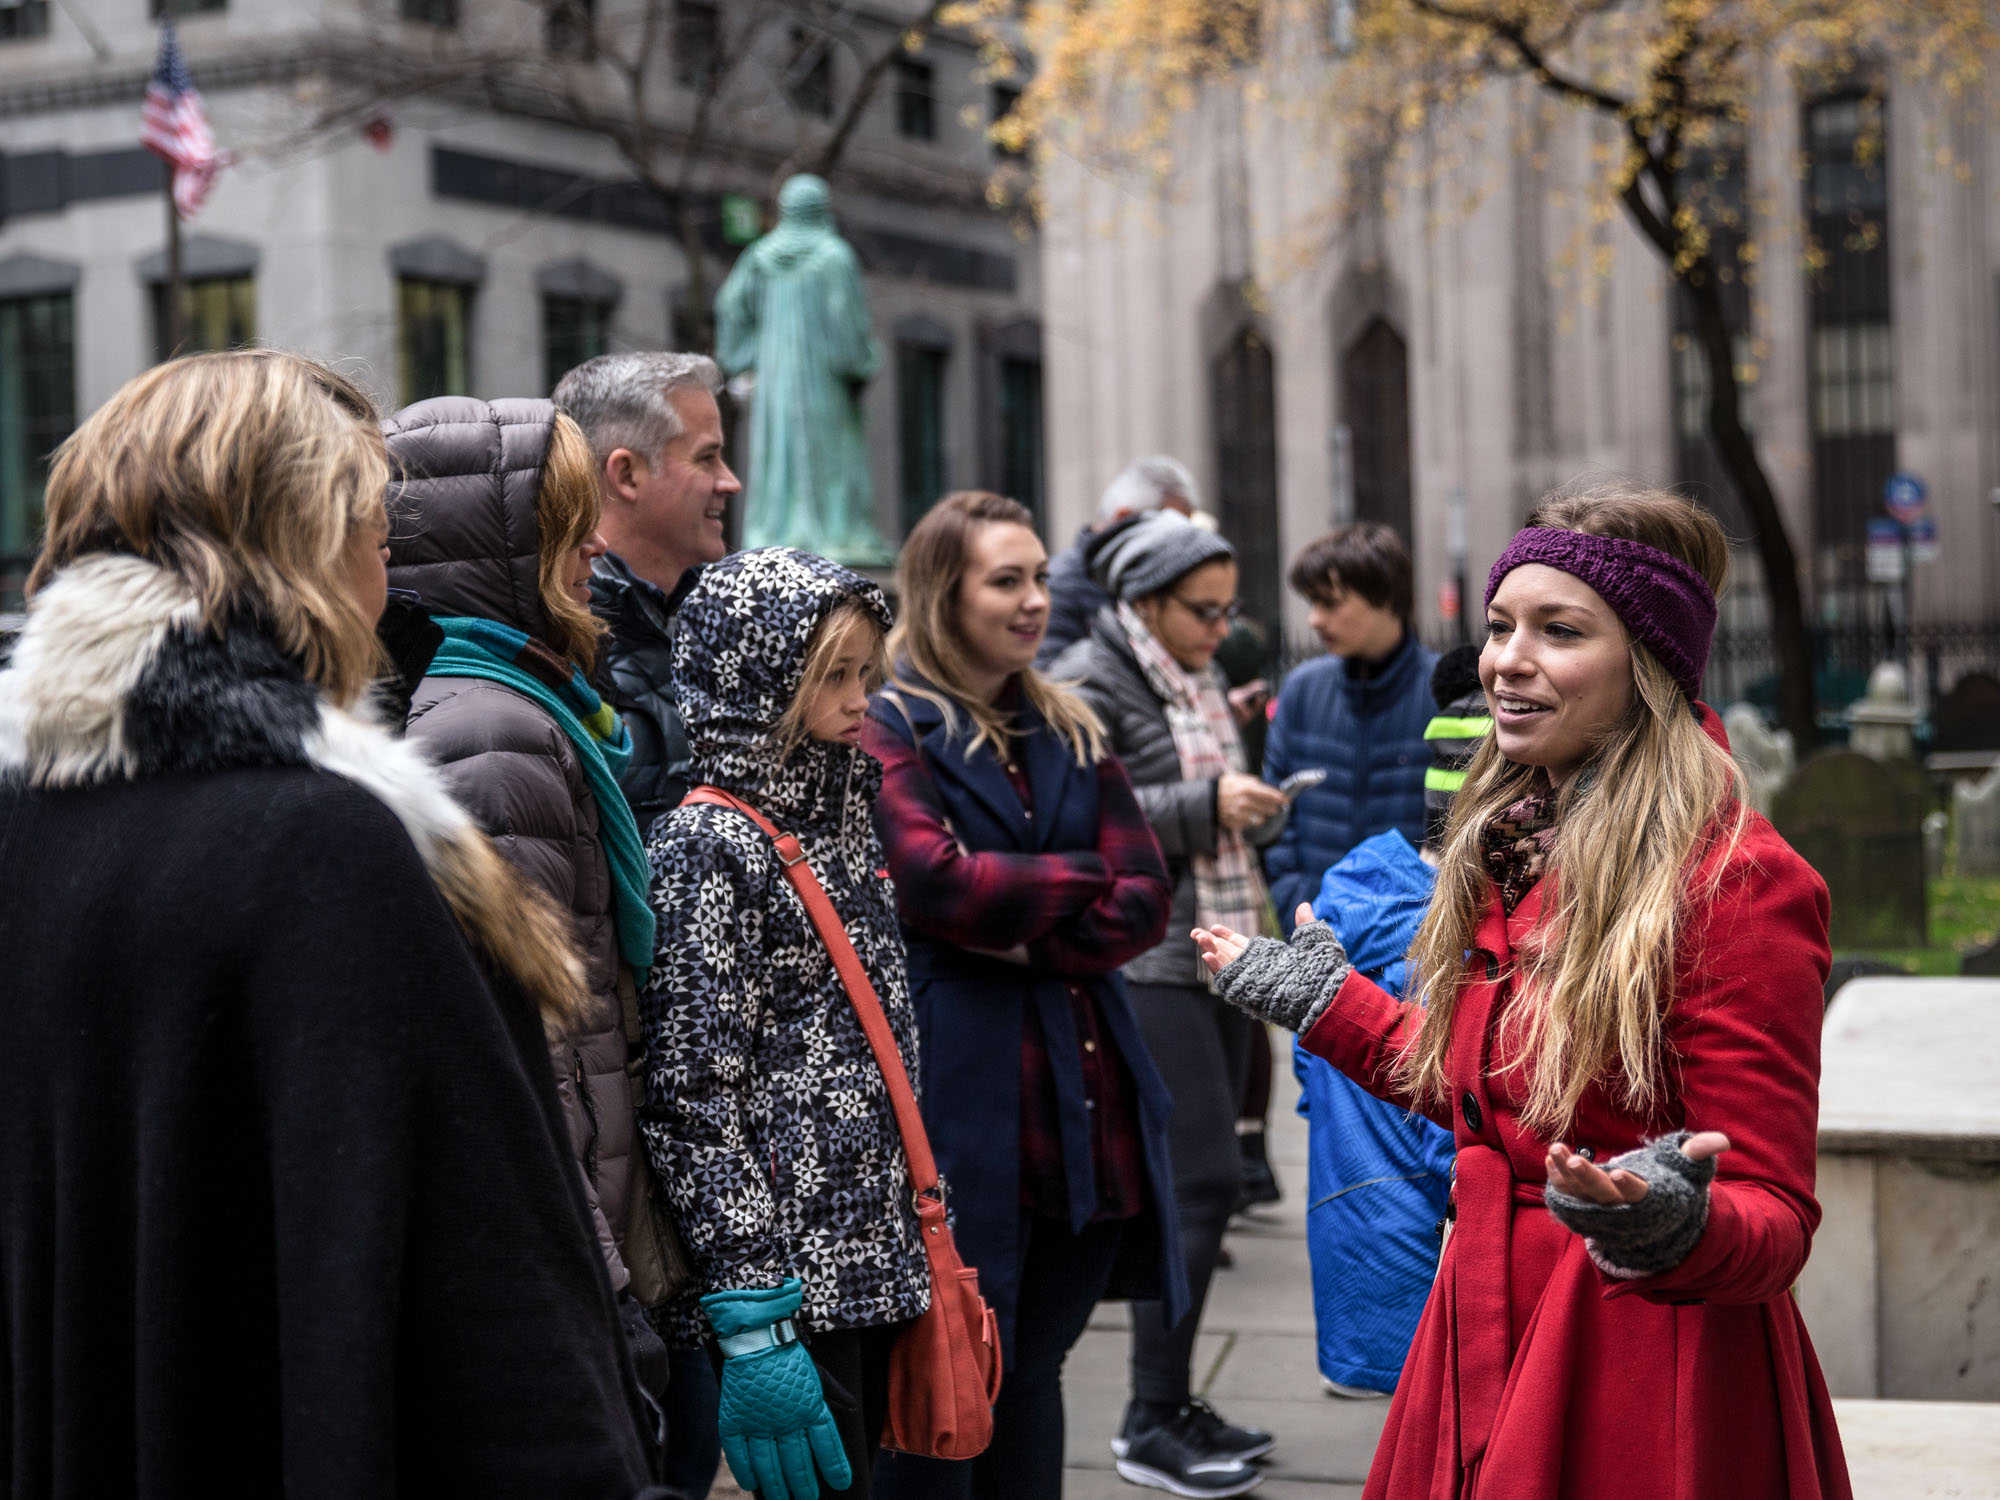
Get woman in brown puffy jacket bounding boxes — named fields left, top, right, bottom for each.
left=385, top=396, right=670, bottom=1429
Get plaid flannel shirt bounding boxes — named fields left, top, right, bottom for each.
left=865, top=719, right=1168, bottom=1220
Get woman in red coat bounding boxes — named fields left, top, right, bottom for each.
left=1195, top=483, right=1851, bottom=1500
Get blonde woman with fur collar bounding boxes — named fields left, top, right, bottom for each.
left=0, top=352, right=663, bottom=1499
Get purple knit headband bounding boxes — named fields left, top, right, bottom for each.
left=1483, top=528, right=1717, bottom=702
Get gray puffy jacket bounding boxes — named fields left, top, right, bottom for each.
left=1049, top=607, right=1283, bottom=989
left=385, top=396, right=640, bottom=1293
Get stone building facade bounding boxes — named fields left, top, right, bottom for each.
left=0, top=0, right=1044, bottom=605
left=1040, top=69, right=2000, bottom=669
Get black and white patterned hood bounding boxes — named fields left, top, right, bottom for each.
left=671, top=548, right=894, bottom=832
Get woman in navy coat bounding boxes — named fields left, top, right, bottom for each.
left=863, top=491, right=1185, bottom=1500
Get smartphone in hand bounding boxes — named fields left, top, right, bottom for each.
left=1278, top=768, right=1328, bottom=801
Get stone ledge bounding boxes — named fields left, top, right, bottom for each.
left=1819, top=978, right=2000, bottom=1156
left=1831, top=1399, right=2000, bottom=1499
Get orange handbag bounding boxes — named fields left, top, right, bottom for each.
left=683, top=786, right=1003, bottom=1459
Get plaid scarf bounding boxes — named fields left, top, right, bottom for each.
left=1116, top=602, right=1267, bottom=946
left=1481, top=788, right=1560, bottom=913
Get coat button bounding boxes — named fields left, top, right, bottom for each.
left=1461, top=1092, right=1483, bottom=1133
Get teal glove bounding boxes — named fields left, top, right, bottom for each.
left=702, top=1278, right=852, bottom=1500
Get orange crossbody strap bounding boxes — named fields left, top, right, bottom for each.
left=682, top=786, right=940, bottom=1195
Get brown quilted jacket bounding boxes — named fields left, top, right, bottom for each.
left=386, top=396, right=640, bottom=1293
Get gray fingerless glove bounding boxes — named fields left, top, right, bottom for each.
left=1213, top=921, right=1352, bottom=1034
left=1543, top=1130, right=1717, bottom=1279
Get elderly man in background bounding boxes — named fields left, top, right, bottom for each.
left=1037, top=455, right=1197, bottom=667
left=554, top=351, right=741, bottom=825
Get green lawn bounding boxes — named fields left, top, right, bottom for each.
left=1838, top=874, right=2000, bottom=975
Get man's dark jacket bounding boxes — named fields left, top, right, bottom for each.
left=591, top=550, right=697, bottom=827
left=1036, top=524, right=1112, bottom=668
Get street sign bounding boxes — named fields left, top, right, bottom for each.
left=1908, top=514, right=1939, bottom=565
left=1884, top=470, right=1928, bottom=524
left=1866, top=518, right=1906, bottom=583
left=721, top=194, right=762, bottom=246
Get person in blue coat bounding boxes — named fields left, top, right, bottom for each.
left=1262, top=524, right=1437, bottom=933
left=1294, top=647, right=1489, bottom=1396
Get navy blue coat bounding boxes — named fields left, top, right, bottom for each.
left=1261, top=632, right=1438, bottom=930
left=864, top=686, right=1188, bottom=1362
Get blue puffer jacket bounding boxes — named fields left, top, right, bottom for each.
left=1261, top=633, right=1437, bottom=930
left=1293, top=830, right=1455, bottom=1393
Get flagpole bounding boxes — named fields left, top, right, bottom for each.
left=161, top=0, right=182, bottom=359
left=164, top=176, right=183, bottom=359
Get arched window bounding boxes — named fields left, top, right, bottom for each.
left=1209, top=324, right=1281, bottom=637
left=1340, top=317, right=1411, bottom=544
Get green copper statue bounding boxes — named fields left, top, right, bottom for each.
left=715, top=175, right=890, bottom=564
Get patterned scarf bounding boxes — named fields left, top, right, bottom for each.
left=1116, top=602, right=1267, bottom=944
left=427, top=616, right=657, bottom=977
left=1481, top=788, right=1561, bottom=913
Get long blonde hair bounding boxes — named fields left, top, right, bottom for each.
left=1399, top=483, right=1748, bottom=1135
left=884, top=490, right=1104, bottom=763
left=773, top=597, right=887, bottom=754
left=31, top=350, right=389, bottom=706
left=535, top=411, right=608, bottom=669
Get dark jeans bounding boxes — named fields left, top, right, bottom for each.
left=705, top=1321, right=905, bottom=1499
left=660, top=1343, right=721, bottom=1499
left=1239, top=1018, right=1273, bottom=1122
left=1125, top=981, right=1256, bottom=1408
left=873, top=1213, right=1124, bottom=1500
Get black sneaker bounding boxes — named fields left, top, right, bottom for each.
left=1182, top=1398, right=1275, bottom=1463
left=1112, top=1398, right=1274, bottom=1462
left=1113, top=1406, right=1264, bottom=1497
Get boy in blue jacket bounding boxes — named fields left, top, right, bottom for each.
left=1293, top=647, right=1487, bottom=1396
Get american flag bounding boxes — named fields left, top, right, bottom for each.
left=140, top=21, right=226, bottom=219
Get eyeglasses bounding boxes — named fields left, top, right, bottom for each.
left=1170, top=595, right=1243, bottom=627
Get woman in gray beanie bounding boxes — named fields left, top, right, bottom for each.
left=1050, top=511, right=1287, bottom=1497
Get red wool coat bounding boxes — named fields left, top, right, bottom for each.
left=1301, top=800, right=1851, bottom=1499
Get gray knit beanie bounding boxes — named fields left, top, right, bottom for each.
left=1090, top=510, right=1236, bottom=602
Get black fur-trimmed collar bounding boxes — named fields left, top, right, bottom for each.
left=0, top=555, right=592, bottom=1033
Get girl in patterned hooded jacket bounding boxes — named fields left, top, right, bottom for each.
left=637, top=547, right=930, bottom=1500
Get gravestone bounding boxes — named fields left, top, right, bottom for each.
left=1932, top=671, right=2000, bottom=755
left=1954, top=764, right=2000, bottom=878
left=1924, top=811, right=1949, bottom=877
left=1724, top=701, right=1794, bottom=815
left=1848, top=661, right=1920, bottom=762
left=1773, top=750, right=1928, bottom=949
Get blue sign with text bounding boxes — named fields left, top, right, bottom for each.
left=1884, top=471, right=1928, bottom=523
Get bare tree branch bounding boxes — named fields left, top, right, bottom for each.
left=782, top=0, right=947, bottom=188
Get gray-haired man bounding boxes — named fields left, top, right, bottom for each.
left=1036, top=455, right=1197, bottom=667
left=554, top=351, right=741, bottom=822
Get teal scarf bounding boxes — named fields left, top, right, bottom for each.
left=428, top=617, right=657, bottom=977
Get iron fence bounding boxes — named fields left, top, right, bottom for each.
left=1269, top=619, right=2000, bottom=731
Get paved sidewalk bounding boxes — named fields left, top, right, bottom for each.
left=707, top=1029, right=2000, bottom=1497
left=1062, top=1033, right=1385, bottom=1497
